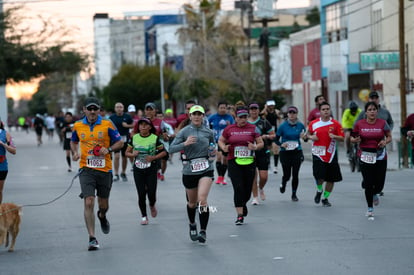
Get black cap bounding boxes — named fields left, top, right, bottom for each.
left=145, top=102, right=157, bottom=110
left=369, top=91, right=379, bottom=98
left=85, top=97, right=100, bottom=108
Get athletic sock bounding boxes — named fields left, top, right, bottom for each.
left=317, top=184, right=323, bottom=192
left=66, top=156, right=71, bottom=167
left=221, top=164, right=228, bottom=177
left=323, top=191, right=331, bottom=198
left=274, top=155, right=279, bottom=167
left=187, top=204, right=196, bottom=224
left=198, top=205, right=210, bottom=230
left=215, top=162, right=222, bottom=175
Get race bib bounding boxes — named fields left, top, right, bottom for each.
left=234, top=146, right=252, bottom=158
left=190, top=158, right=209, bottom=172
left=86, top=156, right=105, bottom=168
left=135, top=159, right=151, bottom=169
left=312, top=146, right=326, bottom=156
left=65, top=132, right=72, bottom=139
left=360, top=151, right=376, bottom=164
left=285, top=141, right=299, bottom=151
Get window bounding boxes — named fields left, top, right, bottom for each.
left=325, top=1, right=347, bottom=43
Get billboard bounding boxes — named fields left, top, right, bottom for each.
left=359, top=51, right=400, bottom=70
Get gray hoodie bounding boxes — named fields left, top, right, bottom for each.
left=169, top=123, right=215, bottom=175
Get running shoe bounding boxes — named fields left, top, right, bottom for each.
left=273, top=167, right=278, bottom=174
left=157, top=172, right=162, bottom=180
left=160, top=174, right=165, bottom=181
left=280, top=182, right=286, bottom=194
left=120, top=173, right=128, bottom=182
left=68, top=168, right=72, bottom=172
left=150, top=205, right=158, bottom=218
left=243, top=205, right=248, bottom=217
left=222, top=177, right=227, bottom=185
left=189, top=223, right=198, bottom=241
left=235, top=215, right=244, bottom=225
left=291, top=193, right=299, bottom=202
left=198, top=231, right=207, bottom=243
left=88, top=238, right=99, bottom=251
left=366, top=209, right=374, bottom=220
left=373, top=194, right=380, bottom=206
left=113, top=175, right=120, bottom=182
left=251, top=197, right=259, bottom=205
left=321, top=198, right=332, bottom=207
left=97, top=210, right=110, bottom=234
left=259, top=188, right=266, bottom=200
left=141, top=216, right=148, bottom=225
left=314, top=191, right=322, bottom=204
left=215, top=176, right=223, bottom=184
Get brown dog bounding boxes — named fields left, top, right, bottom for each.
left=0, top=203, right=22, bottom=252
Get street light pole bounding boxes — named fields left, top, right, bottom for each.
left=399, top=0, right=408, bottom=167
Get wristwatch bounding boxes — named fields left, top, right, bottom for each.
left=108, top=147, right=113, bottom=153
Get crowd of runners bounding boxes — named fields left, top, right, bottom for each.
left=3, top=91, right=413, bottom=251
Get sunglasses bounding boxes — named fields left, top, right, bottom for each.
left=288, top=110, right=297, bottom=114
left=87, top=106, right=99, bottom=111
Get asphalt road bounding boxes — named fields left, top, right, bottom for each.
left=1, top=130, right=413, bottom=275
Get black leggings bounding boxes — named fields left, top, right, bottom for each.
left=280, top=150, right=303, bottom=192
left=133, top=166, right=158, bottom=217
left=228, top=159, right=256, bottom=207
left=360, top=159, right=387, bottom=208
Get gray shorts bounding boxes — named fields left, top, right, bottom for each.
left=79, top=168, right=112, bottom=198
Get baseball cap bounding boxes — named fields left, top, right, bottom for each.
left=236, top=109, right=249, bottom=117
left=165, top=108, right=173, bottom=114
left=189, top=105, right=205, bottom=114
left=138, top=117, right=152, bottom=125
left=266, top=100, right=276, bottom=106
left=145, top=102, right=157, bottom=110
left=287, top=106, right=298, bottom=113
left=127, top=104, right=136, bottom=112
left=369, top=91, right=379, bottom=98
left=85, top=97, right=100, bottom=108
left=249, top=103, right=260, bottom=109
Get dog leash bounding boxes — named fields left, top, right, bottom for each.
left=0, top=169, right=83, bottom=215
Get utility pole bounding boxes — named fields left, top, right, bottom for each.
left=399, top=0, right=408, bottom=167
left=0, top=2, right=8, bottom=126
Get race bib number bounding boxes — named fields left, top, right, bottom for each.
left=285, top=141, right=299, bottom=151
left=360, top=151, right=376, bottom=164
left=86, top=156, right=105, bottom=168
left=234, top=146, right=252, bottom=158
left=65, top=132, right=72, bottom=139
left=135, top=159, right=151, bottom=169
left=190, top=158, right=209, bottom=172
left=312, top=146, right=326, bottom=156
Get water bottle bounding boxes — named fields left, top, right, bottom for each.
left=208, top=143, right=216, bottom=161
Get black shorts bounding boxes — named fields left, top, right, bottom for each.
left=255, top=151, right=270, bottom=170
left=312, top=154, right=342, bottom=182
left=79, top=168, right=112, bottom=198
left=0, top=170, right=8, bottom=180
left=182, top=170, right=214, bottom=189
left=114, top=142, right=128, bottom=157
left=63, top=138, right=71, bottom=150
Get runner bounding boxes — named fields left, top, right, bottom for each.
left=125, top=117, right=166, bottom=225
left=218, top=106, right=264, bottom=225
left=341, top=101, right=361, bottom=156
left=61, top=112, right=75, bottom=172
left=275, top=106, right=307, bottom=201
left=247, top=102, right=274, bottom=205
left=208, top=101, right=234, bottom=185
left=109, top=102, right=134, bottom=182
left=71, top=97, right=124, bottom=251
left=169, top=105, right=215, bottom=243
left=307, top=101, right=344, bottom=207
left=0, top=120, right=17, bottom=203
left=351, top=101, right=392, bottom=220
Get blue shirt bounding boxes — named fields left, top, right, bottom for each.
left=275, top=120, right=306, bottom=151
left=208, top=113, right=235, bottom=142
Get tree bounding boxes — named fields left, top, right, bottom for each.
left=177, top=0, right=265, bottom=106
left=102, top=64, right=181, bottom=111
left=1, top=6, right=89, bottom=115
left=306, top=7, right=320, bottom=27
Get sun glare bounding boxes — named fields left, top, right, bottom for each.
left=6, top=79, right=40, bottom=101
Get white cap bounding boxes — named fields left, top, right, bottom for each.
left=128, top=104, right=136, bottom=112
left=266, top=100, right=276, bottom=106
